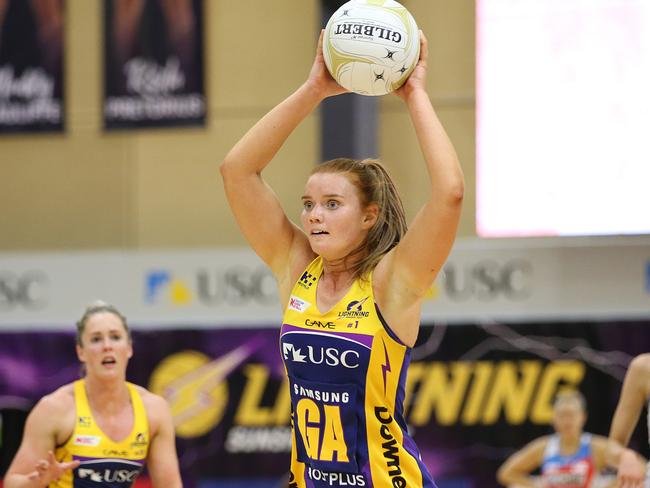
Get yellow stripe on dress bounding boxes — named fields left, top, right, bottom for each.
left=365, top=328, right=424, bottom=487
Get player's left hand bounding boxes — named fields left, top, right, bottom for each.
left=394, top=30, right=428, bottom=101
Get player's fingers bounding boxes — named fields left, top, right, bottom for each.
left=27, top=470, right=42, bottom=480
left=61, top=460, right=81, bottom=471
left=419, top=30, right=428, bottom=62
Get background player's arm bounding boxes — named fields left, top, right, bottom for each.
left=590, top=434, right=631, bottom=488
left=607, top=354, right=650, bottom=485
left=496, top=437, right=546, bottom=488
left=146, top=394, right=183, bottom=488
left=3, top=394, right=78, bottom=488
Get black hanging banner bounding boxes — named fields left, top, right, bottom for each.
left=103, top=0, right=205, bottom=130
left=0, top=0, right=65, bottom=133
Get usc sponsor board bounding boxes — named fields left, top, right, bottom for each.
left=1, top=321, right=649, bottom=487
left=0, top=237, right=649, bottom=328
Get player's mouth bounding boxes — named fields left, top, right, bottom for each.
left=101, top=357, right=117, bottom=367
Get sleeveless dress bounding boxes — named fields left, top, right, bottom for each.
left=280, top=256, right=437, bottom=488
left=541, top=433, right=595, bottom=488
left=52, top=379, right=150, bottom=487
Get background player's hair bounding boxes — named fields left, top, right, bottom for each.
left=553, top=390, right=587, bottom=411
left=311, top=158, right=407, bottom=280
left=75, top=300, right=130, bottom=346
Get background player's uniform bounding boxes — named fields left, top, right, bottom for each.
left=541, top=433, right=595, bottom=488
left=52, top=380, right=149, bottom=487
left=280, top=256, right=437, bottom=488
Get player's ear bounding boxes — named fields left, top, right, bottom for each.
left=362, top=203, right=379, bottom=229
left=76, top=343, right=85, bottom=363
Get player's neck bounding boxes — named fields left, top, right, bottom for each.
left=558, top=434, right=581, bottom=454
left=320, top=265, right=355, bottom=292
left=84, top=376, right=130, bottom=410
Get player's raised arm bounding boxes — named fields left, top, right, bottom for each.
left=390, top=32, right=464, bottom=295
left=220, top=31, right=347, bottom=283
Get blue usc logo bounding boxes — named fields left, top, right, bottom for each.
left=145, top=270, right=192, bottom=305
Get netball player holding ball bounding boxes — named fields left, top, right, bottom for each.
left=3, top=302, right=182, bottom=488
left=221, top=17, right=464, bottom=488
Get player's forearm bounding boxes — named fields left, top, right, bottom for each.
left=3, top=473, right=47, bottom=488
left=221, top=83, right=323, bottom=179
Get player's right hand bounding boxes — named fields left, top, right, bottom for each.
left=26, top=451, right=80, bottom=485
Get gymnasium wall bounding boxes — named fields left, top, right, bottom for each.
left=0, top=0, right=476, bottom=251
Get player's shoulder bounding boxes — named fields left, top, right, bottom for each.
left=524, top=435, right=553, bottom=458
left=532, top=435, right=552, bottom=450
left=132, top=384, right=173, bottom=436
left=629, top=353, right=650, bottom=371
left=36, top=382, right=76, bottom=414
left=26, top=382, right=76, bottom=436
left=132, top=384, right=164, bottom=405
left=133, top=385, right=171, bottom=417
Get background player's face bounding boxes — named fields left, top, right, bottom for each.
left=301, top=172, right=377, bottom=261
left=76, top=312, right=133, bottom=379
left=552, top=399, right=586, bottom=439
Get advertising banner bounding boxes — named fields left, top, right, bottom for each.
left=103, top=0, right=205, bottom=129
left=0, top=0, right=64, bottom=133
left=1, top=237, right=649, bottom=328
left=1, top=321, right=648, bottom=487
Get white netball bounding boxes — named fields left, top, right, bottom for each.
left=323, top=0, right=420, bottom=96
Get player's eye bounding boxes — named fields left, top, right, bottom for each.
left=326, top=200, right=340, bottom=209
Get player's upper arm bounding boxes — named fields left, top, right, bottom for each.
left=145, top=394, right=182, bottom=488
left=5, top=394, right=65, bottom=477
left=221, top=159, right=309, bottom=277
left=497, top=437, right=547, bottom=484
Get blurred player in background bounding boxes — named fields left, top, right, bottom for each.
left=497, top=391, right=617, bottom=488
left=2, top=301, right=182, bottom=488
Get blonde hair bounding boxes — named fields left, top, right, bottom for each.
left=75, top=300, right=130, bottom=346
left=310, top=158, right=407, bottom=280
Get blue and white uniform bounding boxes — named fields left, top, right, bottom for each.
left=541, top=433, right=595, bottom=488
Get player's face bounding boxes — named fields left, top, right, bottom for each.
left=76, top=312, right=133, bottom=379
left=552, top=400, right=586, bottom=439
left=301, top=172, right=377, bottom=261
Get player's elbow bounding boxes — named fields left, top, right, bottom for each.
left=446, top=176, right=465, bottom=206
left=496, top=465, right=511, bottom=487
left=435, top=175, right=465, bottom=209
left=219, top=156, right=236, bottom=181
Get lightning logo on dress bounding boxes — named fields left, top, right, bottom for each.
left=381, top=339, right=391, bottom=397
